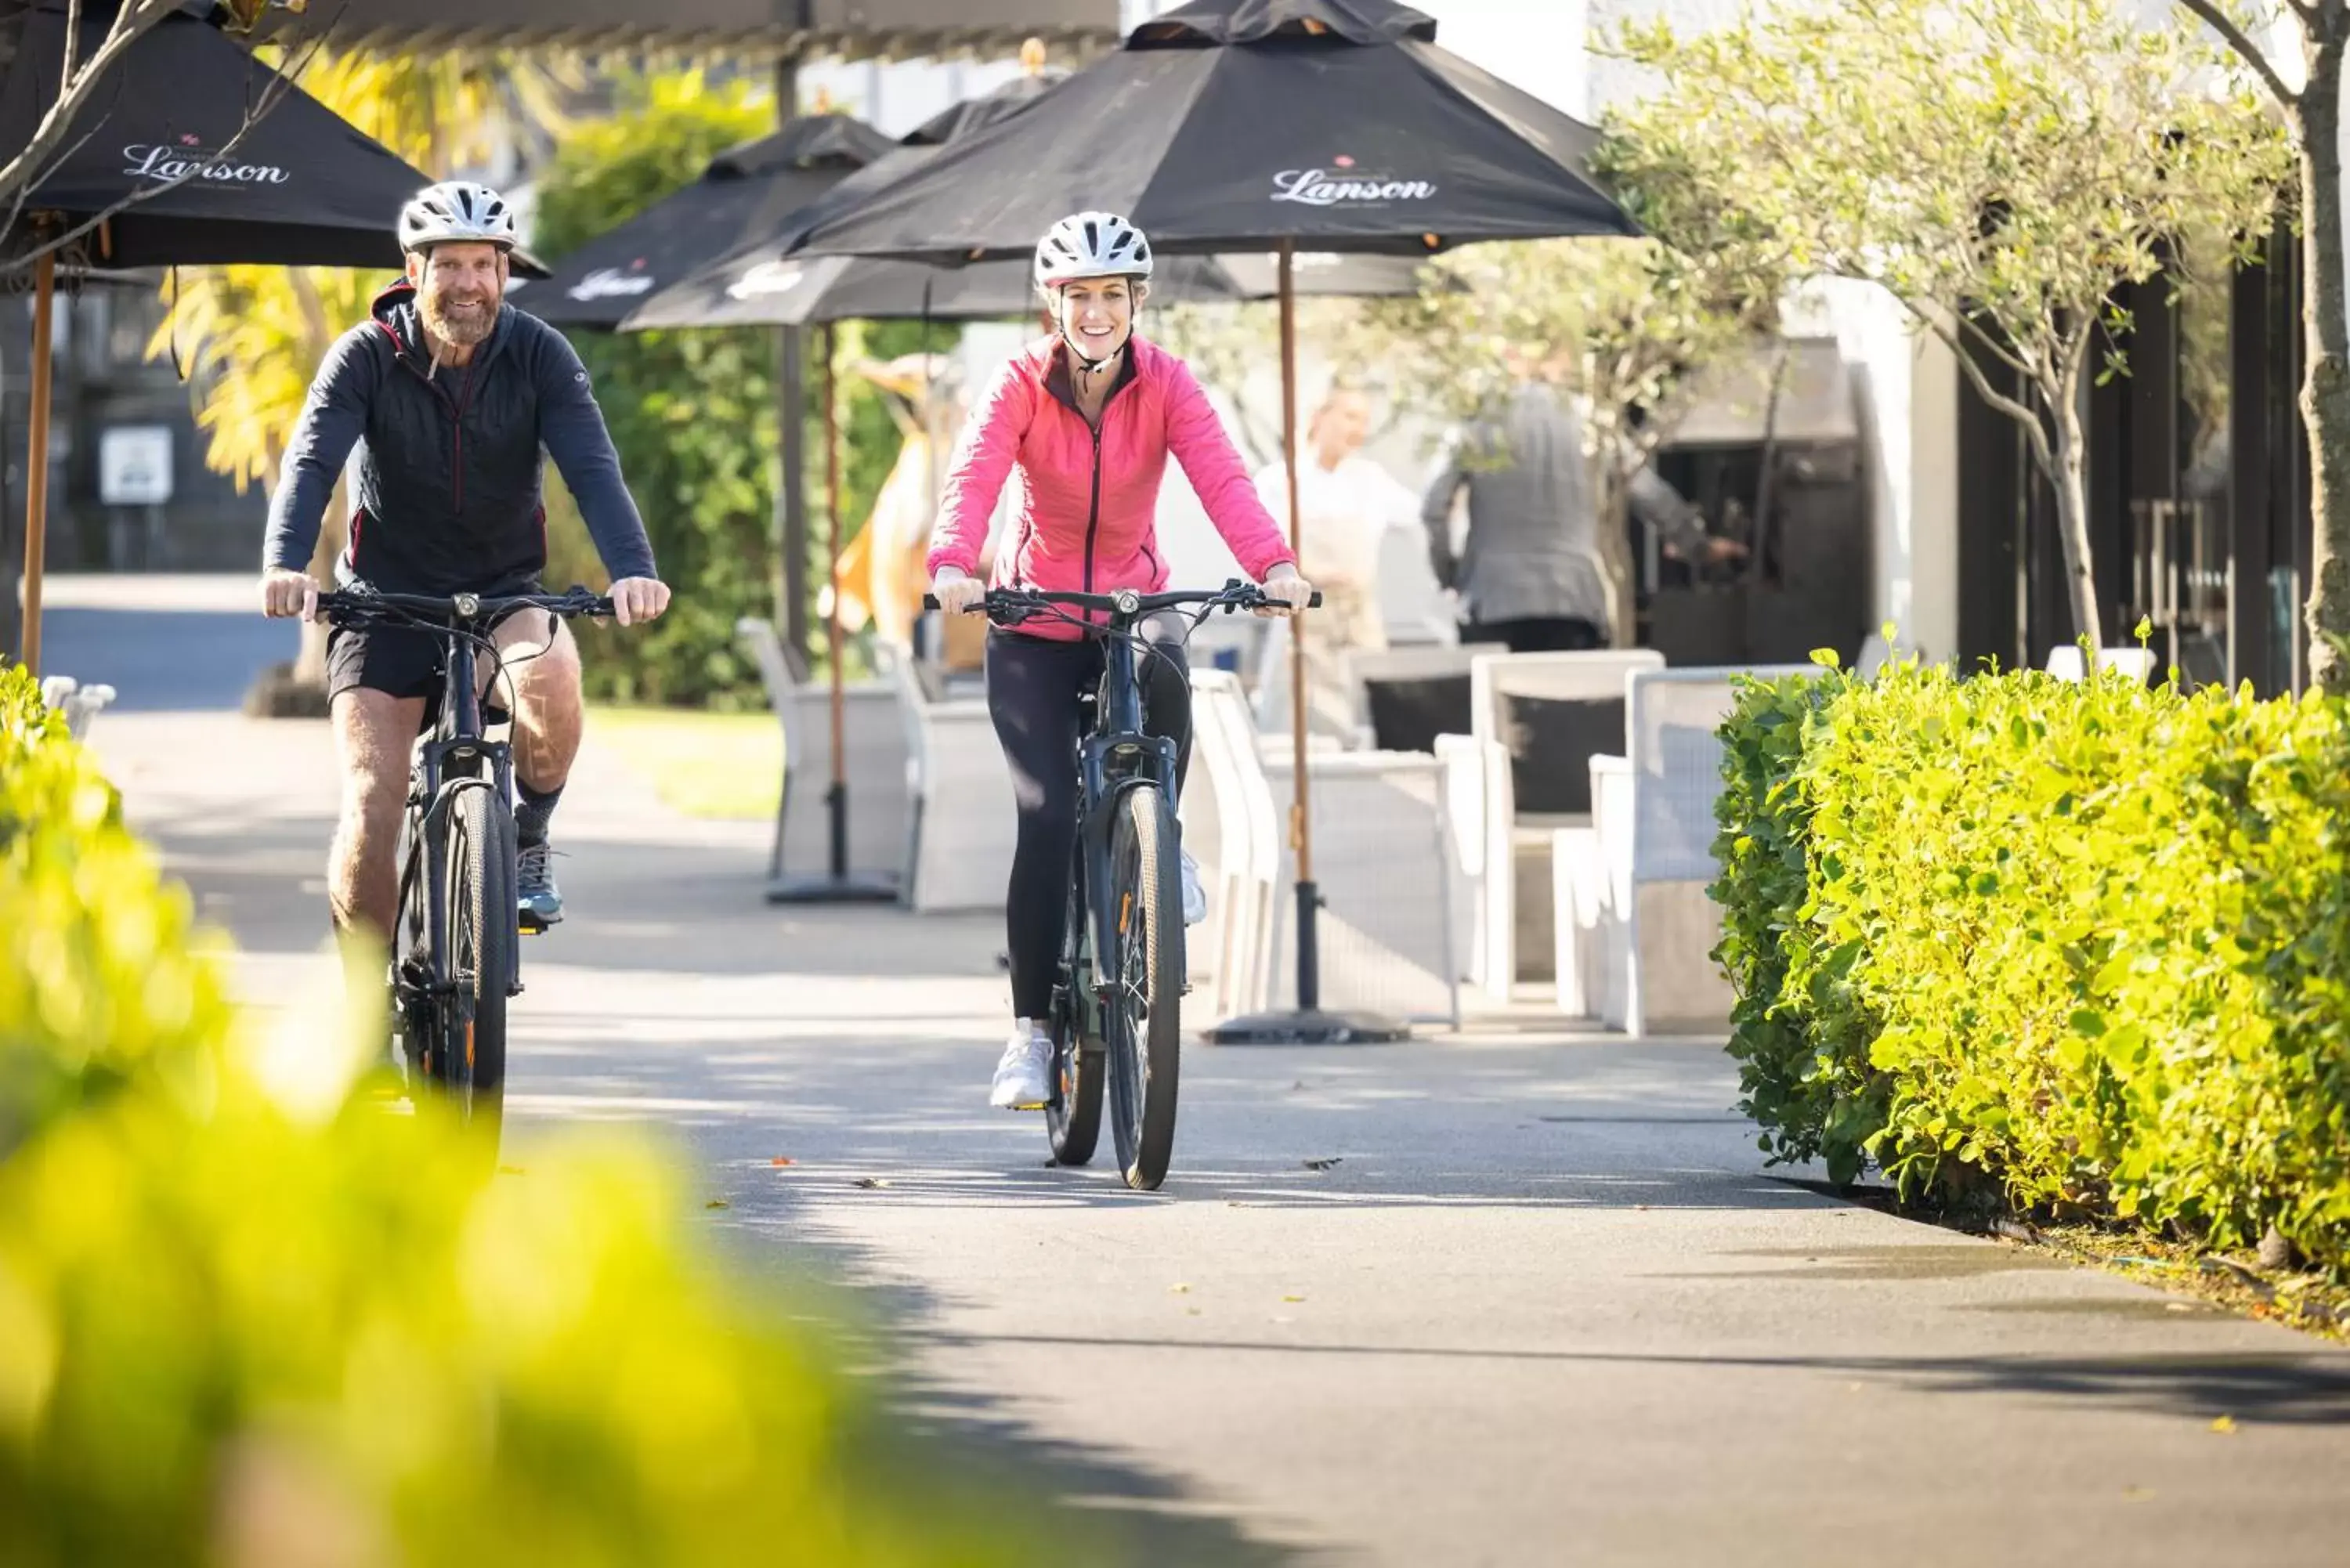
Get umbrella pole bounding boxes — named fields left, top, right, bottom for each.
left=1205, top=240, right=1408, bottom=1048
left=19, top=251, right=54, bottom=676
left=768, top=319, right=897, bottom=905
left=826, top=323, right=850, bottom=879
left=1281, top=243, right=1318, bottom=1008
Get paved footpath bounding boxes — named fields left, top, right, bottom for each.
left=57, top=578, right=2350, bottom=1567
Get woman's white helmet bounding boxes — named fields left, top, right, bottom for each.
left=397, top=181, right=517, bottom=254
left=1034, top=211, right=1154, bottom=291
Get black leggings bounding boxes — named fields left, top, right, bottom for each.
left=986, top=615, right=1191, bottom=1020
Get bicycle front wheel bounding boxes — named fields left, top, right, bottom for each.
left=437, top=783, right=513, bottom=1140
left=1104, top=783, right=1182, bottom=1190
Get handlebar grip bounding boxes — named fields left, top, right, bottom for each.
left=923, top=594, right=941, bottom=611
left=1309, top=591, right=1324, bottom=609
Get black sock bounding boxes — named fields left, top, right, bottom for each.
left=515, top=780, right=564, bottom=847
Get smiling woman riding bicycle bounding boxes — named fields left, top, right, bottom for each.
left=927, top=211, right=1313, bottom=1113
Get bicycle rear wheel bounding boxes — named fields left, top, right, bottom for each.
left=436, top=783, right=513, bottom=1138
left=1104, top=783, right=1182, bottom=1190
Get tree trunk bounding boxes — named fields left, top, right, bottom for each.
left=0, top=325, right=16, bottom=666
left=2299, top=27, right=2350, bottom=690
left=1593, top=463, right=1638, bottom=649
left=2050, top=380, right=2104, bottom=653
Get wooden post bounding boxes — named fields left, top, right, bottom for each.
left=20, top=251, right=56, bottom=676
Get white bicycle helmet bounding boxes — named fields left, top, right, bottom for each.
left=1033, top=211, right=1154, bottom=291
left=397, top=181, right=517, bottom=254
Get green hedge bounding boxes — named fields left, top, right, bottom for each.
left=0, top=667, right=232, bottom=1162
left=0, top=663, right=1048, bottom=1562
left=1713, top=654, right=2350, bottom=1269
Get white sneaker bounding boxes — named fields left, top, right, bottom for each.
left=989, top=1021, right=1054, bottom=1110
left=1180, top=847, right=1207, bottom=926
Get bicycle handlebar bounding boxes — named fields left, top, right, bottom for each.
left=314, top=587, right=616, bottom=625
left=920, top=580, right=1321, bottom=624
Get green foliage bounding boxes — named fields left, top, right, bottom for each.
left=1714, top=656, right=2350, bottom=1268
left=0, top=666, right=232, bottom=1162
left=532, top=74, right=777, bottom=709
left=0, top=666, right=1054, bottom=1561
left=533, top=74, right=956, bottom=706
left=1709, top=663, right=1881, bottom=1186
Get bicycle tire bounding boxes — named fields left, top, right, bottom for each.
left=439, top=784, right=513, bottom=1137
left=1104, top=784, right=1182, bottom=1190
left=1046, top=883, right=1104, bottom=1166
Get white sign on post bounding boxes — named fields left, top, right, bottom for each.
left=99, top=425, right=173, bottom=507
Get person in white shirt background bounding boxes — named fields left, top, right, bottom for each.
left=1251, top=381, right=1423, bottom=735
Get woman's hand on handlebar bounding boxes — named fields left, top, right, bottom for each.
left=929, top=566, right=987, bottom=616
left=1255, top=563, right=1314, bottom=618
left=608, top=576, right=672, bottom=627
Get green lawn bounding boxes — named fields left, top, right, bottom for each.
left=588, top=704, right=780, bottom=821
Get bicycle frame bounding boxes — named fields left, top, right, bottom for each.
left=1074, top=617, right=1183, bottom=1005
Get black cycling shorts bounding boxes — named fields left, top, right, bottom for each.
left=323, top=583, right=546, bottom=706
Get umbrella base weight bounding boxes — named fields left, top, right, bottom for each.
left=765, top=873, right=901, bottom=905
left=1204, top=1008, right=1410, bottom=1046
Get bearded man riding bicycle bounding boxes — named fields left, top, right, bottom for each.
left=259, top=181, right=671, bottom=970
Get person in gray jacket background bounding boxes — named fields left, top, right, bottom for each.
left=1421, top=380, right=1743, bottom=650
left=1421, top=381, right=1611, bottom=652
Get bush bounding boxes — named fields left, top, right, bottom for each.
left=1713, top=654, right=2350, bottom=1269
left=0, top=666, right=232, bottom=1160
left=0, top=664, right=1052, bottom=1561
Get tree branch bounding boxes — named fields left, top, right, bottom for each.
left=1923, top=307, right=2059, bottom=475
left=2175, top=0, right=2299, bottom=108
left=0, top=0, right=181, bottom=220
left=0, top=45, right=313, bottom=280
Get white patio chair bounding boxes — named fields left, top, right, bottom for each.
left=735, top=617, right=909, bottom=891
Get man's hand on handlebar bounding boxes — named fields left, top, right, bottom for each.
left=261, top=568, right=320, bottom=622
left=929, top=565, right=987, bottom=616
left=608, top=576, right=672, bottom=627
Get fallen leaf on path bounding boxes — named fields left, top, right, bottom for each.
left=771, top=1157, right=795, bottom=1167
left=1170, top=1284, right=1191, bottom=1294
left=1282, top=1294, right=1306, bottom=1303
left=705, top=1200, right=731, bottom=1210
left=2210, top=1415, right=2238, bottom=1434
left=855, top=1177, right=891, bottom=1190
left=2123, top=1486, right=2155, bottom=1501
left=1303, top=1158, right=1341, bottom=1172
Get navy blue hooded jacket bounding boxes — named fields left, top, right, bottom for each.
left=263, top=280, right=655, bottom=593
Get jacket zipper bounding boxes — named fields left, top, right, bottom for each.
left=1082, top=422, right=1104, bottom=598
left=451, top=359, right=479, bottom=511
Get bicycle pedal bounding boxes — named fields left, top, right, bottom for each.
left=518, top=912, right=551, bottom=936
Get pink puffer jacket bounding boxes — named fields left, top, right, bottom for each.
left=927, top=334, right=1296, bottom=639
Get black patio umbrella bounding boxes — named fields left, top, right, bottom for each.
left=621, top=237, right=1427, bottom=330
left=518, top=114, right=896, bottom=330
left=0, top=1, right=439, bottom=674
left=786, top=0, right=1637, bottom=264
left=784, top=0, right=1643, bottom=1045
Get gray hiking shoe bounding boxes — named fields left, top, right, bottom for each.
left=517, top=839, right=563, bottom=928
